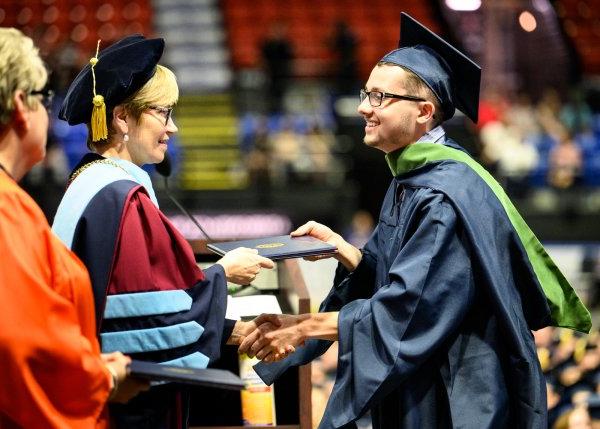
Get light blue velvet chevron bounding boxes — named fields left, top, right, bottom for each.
left=101, top=320, right=204, bottom=353
left=103, top=290, right=192, bottom=319
left=161, top=351, right=210, bottom=369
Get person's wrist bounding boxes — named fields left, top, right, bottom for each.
left=297, top=314, right=311, bottom=343
left=106, top=365, right=119, bottom=400
left=215, top=261, right=229, bottom=278
left=238, top=320, right=253, bottom=337
left=335, top=240, right=361, bottom=271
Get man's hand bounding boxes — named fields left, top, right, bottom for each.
left=292, top=221, right=362, bottom=270
left=227, top=314, right=283, bottom=346
left=216, top=247, right=275, bottom=285
left=239, top=314, right=308, bottom=362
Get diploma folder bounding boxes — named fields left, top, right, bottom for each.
left=129, top=360, right=244, bottom=390
left=206, top=235, right=337, bottom=260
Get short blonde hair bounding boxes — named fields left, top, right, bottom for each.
left=0, top=28, right=48, bottom=126
left=377, top=61, right=444, bottom=126
left=88, top=64, right=179, bottom=150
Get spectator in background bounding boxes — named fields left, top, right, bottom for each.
left=0, top=27, right=146, bottom=429
left=269, top=119, right=308, bottom=184
left=553, top=405, right=592, bottom=429
left=479, top=107, right=539, bottom=195
left=537, top=88, right=565, bottom=141
left=330, top=21, right=359, bottom=95
left=344, top=209, right=374, bottom=248
left=305, top=122, right=337, bottom=183
left=506, top=91, right=541, bottom=140
left=548, top=131, right=583, bottom=190
left=261, top=22, right=294, bottom=113
left=476, top=86, right=509, bottom=130
left=560, top=89, right=593, bottom=136
left=245, top=117, right=271, bottom=186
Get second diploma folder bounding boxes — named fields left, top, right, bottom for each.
left=207, top=235, right=337, bottom=260
left=129, top=360, right=244, bottom=390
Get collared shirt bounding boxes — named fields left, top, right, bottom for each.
left=416, top=125, right=446, bottom=144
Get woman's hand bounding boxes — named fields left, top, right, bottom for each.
left=217, top=247, right=275, bottom=285
left=101, top=352, right=150, bottom=404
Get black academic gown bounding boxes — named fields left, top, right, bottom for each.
left=255, top=139, right=590, bottom=429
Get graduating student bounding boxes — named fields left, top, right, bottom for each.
left=0, top=28, right=146, bottom=429
left=52, top=35, right=278, bottom=428
left=239, top=14, right=591, bottom=428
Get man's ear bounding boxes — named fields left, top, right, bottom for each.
left=112, top=105, right=128, bottom=135
left=12, top=90, right=30, bottom=133
left=416, top=101, right=435, bottom=125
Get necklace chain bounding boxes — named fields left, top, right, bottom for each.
left=0, top=162, right=13, bottom=180
left=66, top=159, right=128, bottom=188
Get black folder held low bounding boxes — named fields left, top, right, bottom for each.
left=129, top=360, right=244, bottom=390
left=206, top=234, right=337, bottom=260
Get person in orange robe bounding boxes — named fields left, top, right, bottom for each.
left=0, top=28, right=146, bottom=428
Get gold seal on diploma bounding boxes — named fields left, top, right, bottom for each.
left=255, top=243, right=285, bottom=249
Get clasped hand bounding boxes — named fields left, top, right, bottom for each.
left=239, top=313, right=308, bottom=363
left=217, top=247, right=275, bottom=285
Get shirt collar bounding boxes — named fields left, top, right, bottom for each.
left=416, top=125, right=446, bottom=144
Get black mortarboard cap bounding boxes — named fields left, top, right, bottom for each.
left=380, top=13, right=481, bottom=123
left=59, top=35, right=164, bottom=128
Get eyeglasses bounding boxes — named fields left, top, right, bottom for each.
left=147, top=105, right=173, bottom=126
left=29, top=87, right=54, bottom=112
left=360, top=89, right=426, bottom=107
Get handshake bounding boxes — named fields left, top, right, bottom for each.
left=229, top=311, right=339, bottom=362
left=231, top=313, right=309, bottom=362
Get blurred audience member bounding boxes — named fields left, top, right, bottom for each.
left=261, top=22, right=294, bottom=113
left=270, top=120, right=305, bottom=184
left=476, top=87, right=509, bottom=130
left=536, top=327, right=600, bottom=429
left=553, top=405, right=592, bottom=429
left=561, top=89, right=593, bottom=136
left=537, top=88, right=565, bottom=141
left=506, top=92, right=541, bottom=139
left=479, top=109, right=538, bottom=194
left=548, top=131, right=583, bottom=190
left=306, top=123, right=336, bottom=182
left=330, top=21, right=359, bottom=95
left=344, top=210, right=374, bottom=248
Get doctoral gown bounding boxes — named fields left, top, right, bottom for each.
left=52, top=154, right=234, bottom=429
left=0, top=171, right=111, bottom=429
left=255, top=139, right=590, bottom=429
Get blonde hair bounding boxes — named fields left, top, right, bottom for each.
left=377, top=61, right=444, bottom=126
left=88, top=64, right=179, bottom=149
left=0, top=28, right=48, bottom=126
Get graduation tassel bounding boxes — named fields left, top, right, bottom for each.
left=89, top=40, right=108, bottom=142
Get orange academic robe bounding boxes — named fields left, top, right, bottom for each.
left=0, top=172, right=111, bottom=429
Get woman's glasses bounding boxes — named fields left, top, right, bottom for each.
left=147, top=105, right=173, bottom=126
left=29, top=87, right=54, bottom=111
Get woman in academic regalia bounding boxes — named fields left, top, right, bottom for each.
left=52, top=35, right=278, bottom=428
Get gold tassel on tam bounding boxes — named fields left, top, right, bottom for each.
left=89, top=41, right=108, bottom=142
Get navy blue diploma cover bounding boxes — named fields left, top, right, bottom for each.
left=129, top=360, right=244, bottom=390
left=207, top=235, right=337, bottom=260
